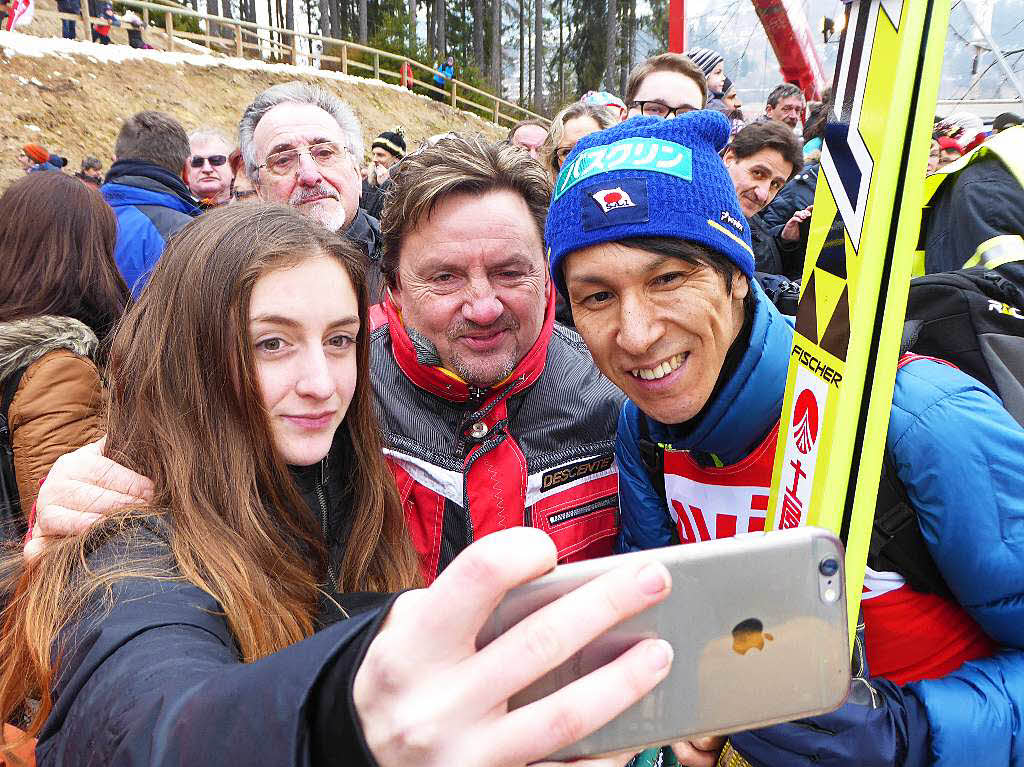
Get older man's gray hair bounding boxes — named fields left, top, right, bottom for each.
left=765, top=82, right=805, bottom=108
left=188, top=128, right=234, bottom=148
left=238, top=81, right=364, bottom=182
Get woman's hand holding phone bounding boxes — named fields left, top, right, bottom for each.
left=354, top=527, right=675, bottom=767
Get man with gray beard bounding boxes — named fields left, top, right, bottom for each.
left=238, top=82, right=384, bottom=299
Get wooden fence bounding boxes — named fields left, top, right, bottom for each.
left=46, top=0, right=547, bottom=129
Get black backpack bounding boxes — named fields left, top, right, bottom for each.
left=0, top=367, right=28, bottom=545
left=899, top=261, right=1024, bottom=428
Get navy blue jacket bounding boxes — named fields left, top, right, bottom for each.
left=36, top=557, right=391, bottom=766
left=760, top=163, right=818, bottom=233
left=102, top=161, right=201, bottom=297
left=37, top=448, right=393, bottom=767
left=753, top=163, right=819, bottom=281
left=923, top=155, right=1024, bottom=274
left=616, top=283, right=1024, bottom=764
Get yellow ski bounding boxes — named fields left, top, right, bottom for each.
left=764, top=0, right=952, bottom=644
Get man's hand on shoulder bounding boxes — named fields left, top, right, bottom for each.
left=24, top=438, right=155, bottom=561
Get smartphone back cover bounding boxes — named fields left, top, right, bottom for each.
left=478, top=527, right=850, bottom=759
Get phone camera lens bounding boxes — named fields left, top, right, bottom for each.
left=819, top=557, right=839, bottom=577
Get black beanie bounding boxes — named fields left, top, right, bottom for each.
left=372, top=129, right=406, bottom=159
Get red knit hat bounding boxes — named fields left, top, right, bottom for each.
left=22, top=143, right=50, bottom=164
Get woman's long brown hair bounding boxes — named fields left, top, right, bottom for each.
left=0, top=203, right=420, bottom=745
left=0, top=171, right=130, bottom=346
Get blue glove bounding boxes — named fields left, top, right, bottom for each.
left=729, top=624, right=931, bottom=767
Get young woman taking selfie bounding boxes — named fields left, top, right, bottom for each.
left=0, top=204, right=676, bottom=767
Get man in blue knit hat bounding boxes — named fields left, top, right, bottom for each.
left=546, top=110, right=1024, bottom=766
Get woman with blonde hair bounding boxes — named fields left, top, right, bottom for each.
left=542, top=102, right=619, bottom=182
left=0, top=203, right=677, bottom=767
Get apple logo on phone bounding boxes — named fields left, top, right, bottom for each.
left=731, top=618, right=774, bottom=655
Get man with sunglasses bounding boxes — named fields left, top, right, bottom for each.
left=184, top=129, right=234, bottom=207
left=239, top=82, right=384, bottom=299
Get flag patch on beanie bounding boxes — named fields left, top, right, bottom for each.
left=583, top=179, right=649, bottom=231
left=591, top=187, right=636, bottom=213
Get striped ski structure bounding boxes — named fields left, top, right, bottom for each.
left=763, top=0, right=953, bottom=645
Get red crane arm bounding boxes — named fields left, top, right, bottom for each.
left=751, top=0, right=828, bottom=100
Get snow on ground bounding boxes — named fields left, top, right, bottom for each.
left=0, top=28, right=446, bottom=105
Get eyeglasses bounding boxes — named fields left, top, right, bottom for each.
left=258, top=141, right=349, bottom=177
left=189, top=154, right=228, bottom=169
left=232, top=189, right=258, bottom=201
left=627, top=100, right=698, bottom=119
left=554, top=145, right=576, bottom=170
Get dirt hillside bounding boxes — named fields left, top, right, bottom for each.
left=0, top=30, right=504, bottom=188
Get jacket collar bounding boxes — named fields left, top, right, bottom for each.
left=103, top=160, right=199, bottom=210
left=645, top=281, right=793, bottom=464
left=382, top=285, right=556, bottom=405
left=0, top=315, right=98, bottom=381
left=345, top=208, right=380, bottom=258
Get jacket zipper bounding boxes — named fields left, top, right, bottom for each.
left=316, top=456, right=336, bottom=588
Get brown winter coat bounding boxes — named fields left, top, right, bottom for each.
left=0, top=316, right=105, bottom=521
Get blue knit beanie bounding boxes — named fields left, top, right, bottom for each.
left=545, top=110, right=754, bottom=298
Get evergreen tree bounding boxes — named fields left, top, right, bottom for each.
left=569, top=0, right=606, bottom=93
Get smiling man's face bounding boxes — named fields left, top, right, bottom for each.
left=391, top=189, right=549, bottom=387
left=722, top=146, right=793, bottom=218
left=564, top=242, right=747, bottom=425
left=251, top=102, right=361, bottom=232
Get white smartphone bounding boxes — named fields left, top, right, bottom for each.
left=476, top=526, right=851, bottom=760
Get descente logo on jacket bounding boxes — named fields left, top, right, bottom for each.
left=542, top=454, right=615, bottom=491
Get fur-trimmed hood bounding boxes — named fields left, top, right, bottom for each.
left=0, top=315, right=99, bottom=382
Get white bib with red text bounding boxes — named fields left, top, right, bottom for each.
left=662, top=422, right=904, bottom=597
left=662, top=424, right=778, bottom=544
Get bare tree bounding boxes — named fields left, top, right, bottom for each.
left=473, top=0, right=484, bottom=69
left=518, top=0, right=524, bottom=103
left=490, top=0, right=502, bottom=93
left=436, top=0, right=447, bottom=56
left=207, top=0, right=222, bottom=39
left=533, top=0, right=542, bottom=112
left=285, top=0, right=295, bottom=61
left=426, top=0, right=433, bottom=53
left=319, top=0, right=329, bottom=36
left=620, top=0, right=635, bottom=96
left=358, top=0, right=366, bottom=42
left=604, top=0, right=616, bottom=90
left=305, top=0, right=315, bottom=55
left=408, top=0, right=415, bottom=51
left=557, top=0, right=563, bottom=104
left=329, top=0, right=340, bottom=39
